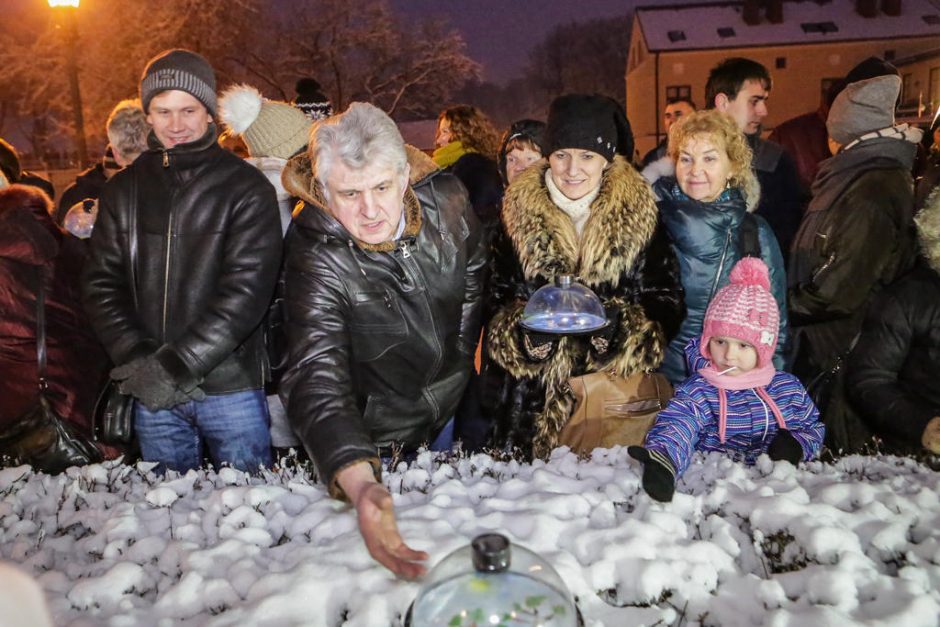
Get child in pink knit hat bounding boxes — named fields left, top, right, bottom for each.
left=629, top=257, right=824, bottom=502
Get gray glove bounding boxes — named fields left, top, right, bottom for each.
left=111, top=355, right=206, bottom=411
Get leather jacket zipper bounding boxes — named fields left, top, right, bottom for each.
left=398, top=239, right=412, bottom=259
left=163, top=150, right=169, bottom=167
left=162, top=207, right=174, bottom=338
left=811, top=252, right=836, bottom=284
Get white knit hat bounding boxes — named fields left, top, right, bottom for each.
left=218, top=85, right=312, bottom=160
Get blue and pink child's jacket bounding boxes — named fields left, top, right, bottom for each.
left=645, top=338, right=824, bottom=475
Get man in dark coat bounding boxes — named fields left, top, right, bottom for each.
left=83, top=49, right=282, bottom=473
left=706, top=57, right=806, bottom=265
left=279, top=102, right=488, bottom=579
left=789, top=63, right=922, bottom=453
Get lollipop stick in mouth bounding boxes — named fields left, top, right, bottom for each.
left=717, top=366, right=738, bottom=375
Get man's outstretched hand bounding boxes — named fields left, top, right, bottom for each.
left=338, top=462, right=428, bottom=580
left=355, top=483, right=428, bottom=579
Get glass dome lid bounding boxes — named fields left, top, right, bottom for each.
left=406, top=533, right=581, bottom=627
left=520, top=274, right=609, bottom=336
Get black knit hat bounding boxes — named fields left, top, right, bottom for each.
left=497, top=119, right=546, bottom=184
left=293, top=77, right=333, bottom=121
left=544, top=94, right=634, bottom=162
left=140, top=49, right=217, bottom=117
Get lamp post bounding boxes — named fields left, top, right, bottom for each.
left=48, top=0, right=88, bottom=168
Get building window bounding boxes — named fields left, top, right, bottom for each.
left=884, top=50, right=896, bottom=61
left=801, top=21, right=838, bottom=33
left=717, top=27, right=736, bottom=38
left=901, top=73, right=914, bottom=105
left=666, top=85, right=692, bottom=101
left=776, top=57, right=787, bottom=69
left=667, top=30, right=686, bottom=43
left=923, top=14, right=940, bottom=25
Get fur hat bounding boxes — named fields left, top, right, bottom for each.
left=140, top=49, right=217, bottom=117
left=544, top=94, right=633, bottom=162
left=827, top=74, right=901, bottom=145
left=219, top=85, right=312, bottom=160
left=701, top=257, right=780, bottom=367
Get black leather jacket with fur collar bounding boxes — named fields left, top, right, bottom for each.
left=279, top=148, right=488, bottom=497
left=83, top=126, right=283, bottom=394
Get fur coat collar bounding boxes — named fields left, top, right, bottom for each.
left=282, top=145, right=438, bottom=252
left=502, top=156, right=660, bottom=288
left=918, top=185, right=940, bottom=275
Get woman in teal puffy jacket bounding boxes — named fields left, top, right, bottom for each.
left=643, top=109, right=788, bottom=384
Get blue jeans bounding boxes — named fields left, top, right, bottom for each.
left=135, top=389, right=272, bottom=473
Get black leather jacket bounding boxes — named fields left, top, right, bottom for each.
left=83, top=127, right=283, bottom=394
left=278, top=151, right=487, bottom=496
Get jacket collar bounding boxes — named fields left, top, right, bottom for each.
left=918, top=185, right=940, bottom=274
left=282, top=145, right=438, bottom=252
left=501, top=156, right=659, bottom=288
left=147, top=124, right=221, bottom=167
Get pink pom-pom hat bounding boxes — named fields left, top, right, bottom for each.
left=700, top=257, right=780, bottom=367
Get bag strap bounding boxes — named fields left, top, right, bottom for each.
left=35, top=266, right=47, bottom=392
left=738, top=212, right=761, bottom=258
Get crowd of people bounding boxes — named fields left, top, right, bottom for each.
left=0, top=48, right=938, bottom=579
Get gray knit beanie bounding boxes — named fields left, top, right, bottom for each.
left=826, top=74, right=900, bottom=145
left=140, top=49, right=217, bottom=117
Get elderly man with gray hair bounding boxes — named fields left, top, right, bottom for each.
left=280, top=102, right=488, bottom=578
left=55, top=99, right=151, bottom=226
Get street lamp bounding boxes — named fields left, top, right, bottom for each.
left=48, top=0, right=88, bottom=168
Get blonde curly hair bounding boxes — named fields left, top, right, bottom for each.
left=438, top=105, right=500, bottom=158
left=667, top=109, right=753, bottom=189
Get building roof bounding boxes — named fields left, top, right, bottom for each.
left=636, top=0, right=940, bottom=52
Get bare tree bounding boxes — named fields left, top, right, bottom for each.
left=0, top=0, right=477, bottom=158
left=524, top=16, right=631, bottom=109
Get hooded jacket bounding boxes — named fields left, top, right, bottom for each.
left=0, top=185, right=108, bottom=430
left=278, top=147, right=487, bottom=497
left=650, top=173, right=788, bottom=383
left=83, top=126, right=283, bottom=394
left=485, top=157, right=684, bottom=457
left=645, top=338, right=823, bottom=475
left=846, top=185, right=940, bottom=453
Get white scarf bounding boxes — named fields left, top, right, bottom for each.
left=545, top=170, right=600, bottom=239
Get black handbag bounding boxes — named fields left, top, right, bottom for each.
left=92, top=169, right=138, bottom=446
left=92, top=380, right=135, bottom=445
left=0, top=268, right=102, bottom=474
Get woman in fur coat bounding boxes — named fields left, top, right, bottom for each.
left=485, top=94, right=684, bottom=458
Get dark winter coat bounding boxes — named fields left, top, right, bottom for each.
left=447, top=152, right=503, bottom=230
left=54, top=162, right=108, bottom=226
left=789, top=136, right=918, bottom=452
left=749, top=135, right=806, bottom=267
left=845, top=187, right=940, bottom=453
left=279, top=147, right=488, bottom=497
left=83, top=126, right=283, bottom=395
left=652, top=174, right=788, bottom=384
left=0, top=185, right=108, bottom=431
left=485, top=157, right=684, bottom=457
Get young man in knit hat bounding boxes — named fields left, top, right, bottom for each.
left=788, top=57, right=922, bottom=453
left=83, top=49, right=283, bottom=473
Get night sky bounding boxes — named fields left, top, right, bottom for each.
left=388, top=0, right=654, bottom=84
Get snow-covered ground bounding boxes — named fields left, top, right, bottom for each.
left=0, top=447, right=938, bottom=626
